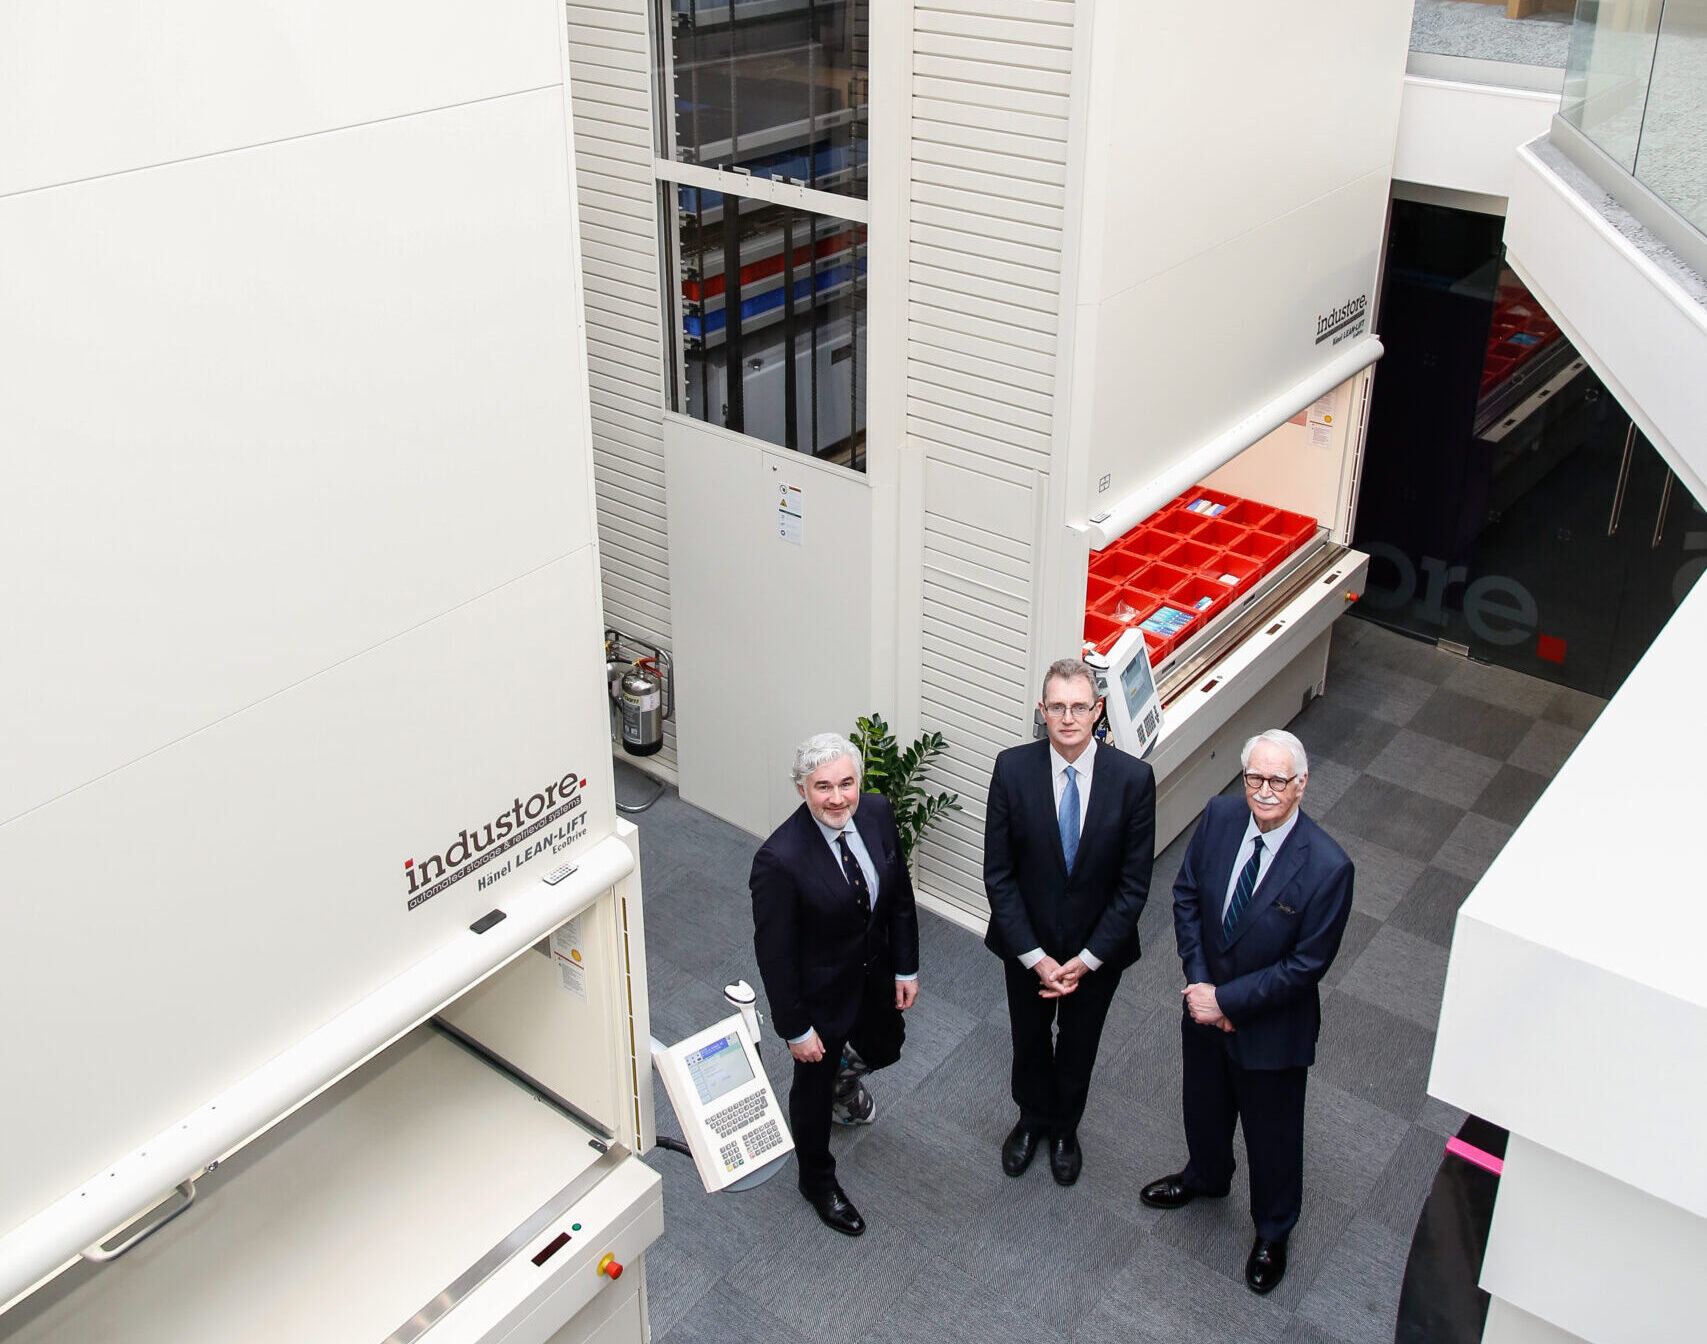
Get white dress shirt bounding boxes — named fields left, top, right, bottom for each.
left=1019, top=739, right=1104, bottom=973
left=1221, top=807, right=1301, bottom=920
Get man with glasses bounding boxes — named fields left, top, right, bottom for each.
left=1141, top=728, right=1354, bottom=1295
left=984, top=658, right=1155, bottom=1186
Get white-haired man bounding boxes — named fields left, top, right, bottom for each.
left=1141, top=728, right=1354, bottom=1295
left=750, top=733, right=920, bottom=1236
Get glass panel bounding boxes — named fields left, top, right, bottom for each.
left=662, top=0, right=869, bottom=200
left=1356, top=199, right=1704, bottom=698
left=670, top=188, right=867, bottom=468
left=1632, top=0, right=1707, bottom=235
left=1560, top=0, right=1664, bottom=172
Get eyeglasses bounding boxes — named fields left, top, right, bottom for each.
left=1243, top=772, right=1299, bottom=793
left=1043, top=702, right=1099, bottom=720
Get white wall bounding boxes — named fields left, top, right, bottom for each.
left=1392, top=75, right=1560, bottom=202
left=0, top=0, right=612, bottom=1246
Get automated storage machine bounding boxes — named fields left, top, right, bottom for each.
left=0, top=2, right=662, bottom=1338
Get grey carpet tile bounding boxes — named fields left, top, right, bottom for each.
left=1298, top=756, right=1358, bottom=817
left=1300, top=1081, right=1412, bottom=1212
left=641, top=1240, right=720, bottom=1340
left=1442, top=658, right=1560, bottom=717
left=1542, top=684, right=1606, bottom=732
left=1099, top=997, right=1186, bottom=1097
left=1362, top=1124, right=1450, bottom=1240
left=1471, top=763, right=1551, bottom=826
left=941, top=1170, right=1145, bottom=1325
left=1314, top=664, right=1438, bottom=727
left=1406, top=688, right=1533, bottom=760
left=1321, top=910, right=1382, bottom=991
left=642, top=887, right=760, bottom=987
left=1432, top=813, right=1515, bottom=882
left=1333, top=622, right=1458, bottom=686
left=835, top=1093, right=1011, bottom=1226
left=914, top=911, right=1006, bottom=1020
left=643, top=1144, right=812, bottom=1278
left=1322, top=777, right=1464, bottom=865
left=1385, top=866, right=1477, bottom=949
left=882, top=1257, right=1056, bottom=1344
left=1281, top=1319, right=1365, bottom=1344
left=1312, top=996, right=1437, bottom=1121
left=652, top=1282, right=815, bottom=1344
left=1335, top=925, right=1450, bottom=1033
left=1414, top=1094, right=1470, bottom=1138
left=1126, top=932, right=1192, bottom=1009
left=1290, top=1215, right=1412, bottom=1344
left=909, top=1020, right=1028, bottom=1148
left=643, top=952, right=726, bottom=1051
left=1508, top=717, right=1585, bottom=776
left=1331, top=833, right=1426, bottom=922
left=1077, top=1229, right=1291, bottom=1344
left=1291, top=696, right=1403, bottom=772
left=1363, top=729, right=1504, bottom=810
left=1073, top=1096, right=1189, bottom=1232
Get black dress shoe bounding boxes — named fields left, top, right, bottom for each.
left=1001, top=1121, right=1042, bottom=1177
left=1139, top=1172, right=1230, bottom=1209
left=1245, top=1237, right=1287, bottom=1294
left=801, top=1183, right=865, bottom=1236
left=1049, top=1131, right=1082, bottom=1186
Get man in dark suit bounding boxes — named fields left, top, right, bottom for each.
left=984, top=657, right=1155, bottom=1186
left=750, top=733, right=920, bottom=1236
left=1141, top=728, right=1355, bottom=1294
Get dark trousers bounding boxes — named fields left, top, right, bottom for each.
left=1179, top=1014, right=1308, bottom=1241
left=1002, top=957, right=1122, bottom=1135
left=790, top=979, right=904, bottom=1196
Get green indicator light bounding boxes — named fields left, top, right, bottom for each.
left=571, top=1223, right=581, bottom=1231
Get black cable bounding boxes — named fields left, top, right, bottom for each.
left=654, top=1135, right=693, bottom=1157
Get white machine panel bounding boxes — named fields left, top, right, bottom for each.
left=653, top=1015, right=793, bottom=1192
left=0, top=87, right=593, bottom=825
left=0, top=0, right=563, bottom=196
left=0, top=1028, right=661, bottom=1344
left=1088, top=628, right=1163, bottom=759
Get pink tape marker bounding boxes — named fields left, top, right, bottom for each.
left=1445, top=1136, right=1504, bottom=1176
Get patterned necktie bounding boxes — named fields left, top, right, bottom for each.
left=1222, top=835, right=1264, bottom=940
left=837, top=833, right=871, bottom=917
left=1059, top=765, right=1080, bottom=872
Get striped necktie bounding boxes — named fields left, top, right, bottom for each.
left=837, top=833, right=871, bottom=918
left=1222, top=835, right=1264, bottom=940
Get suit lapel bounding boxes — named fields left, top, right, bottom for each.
left=1034, top=744, right=1069, bottom=880
left=1222, top=812, right=1311, bottom=951
left=798, top=806, right=852, bottom=903
left=1206, top=802, right=1244, bottom=932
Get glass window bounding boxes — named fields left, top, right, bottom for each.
left=667, top=187, right=867, bottom=467
left=660, top=0, right=869, bottom=200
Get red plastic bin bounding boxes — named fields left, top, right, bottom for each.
left=1265, top=509, right=1319, bottom=552
left=1219, top=499, right=1275, bottom=530
left=1229, top=530, right=1289, bottom=570
left=1163, top=538, right=1218, bottom=571
left=1171, top=575, right=1232, bottom=622
left=1090, top=548, right=1143, bottom=583
left=1084, top=611, right=1122, bottom=655
left=1136, top=603, right=1197, bottom=663
left=1098, top=586, right=1158, bottom=624
left=1192, top=518, right=1246, bottom=549
left=1150, top=512, right=1207, bottom=540
left=1175, top=488, right=1238, bottom=521
left=1086, top=573, right=1118, bottom=610
left=1201, top=551, right=1262, bottom=595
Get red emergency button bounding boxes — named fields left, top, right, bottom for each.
left=597, top=1252, right=623, bottom=1280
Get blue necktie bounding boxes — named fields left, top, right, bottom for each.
left=1059, top=765, right=1080, bottom=872
left=1222, top=835, right=1264, bottom=940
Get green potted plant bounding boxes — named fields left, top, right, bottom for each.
left=850, top=713, right=962, bottom=865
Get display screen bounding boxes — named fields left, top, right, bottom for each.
left=1120, top=646, right=1157, bottom=719
left=684, top=1032, right=755, bottom=1105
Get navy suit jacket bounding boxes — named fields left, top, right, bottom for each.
left=983, top=739, right=1155, bottom=970
left=1173, top=795, right=1354, bottom=1070
left=749, top=794, right=920, bottom=1044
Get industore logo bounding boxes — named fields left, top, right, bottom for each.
left=404, top=770, right=585, bottom=911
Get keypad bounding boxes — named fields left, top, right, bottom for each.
left=743, top=1118, right=784, bottom=1158
left=705, top=1091, right=766, bottom=1138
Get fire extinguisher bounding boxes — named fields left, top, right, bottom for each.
left=619, top=660, right=665, bottom=757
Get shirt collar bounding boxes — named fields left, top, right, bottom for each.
left=1049, top=738, right=1096, bottom=781
left=1241, top=805, right=1300, bottom=854
left=814, top=813, right=860, bottom=845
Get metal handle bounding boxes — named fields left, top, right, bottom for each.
left=1653, top=466, right=1675, bottom=549
left=1606, top=422, right=1636, bottom=536
left=81, top=1179, right=196, bottom=1262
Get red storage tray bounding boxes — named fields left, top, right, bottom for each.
left=1265, top=509, right=1319, bottom=551
left=1164, top=538, right=1217, bottom=571
left=1113, top=526, right=1160, bottom=557
left=1099, top=586, right=1158, bottom=625
left=1171, top=575, right=1231, bottom=622
left=1176, top=487, right=1238, bottom=520
left=1229, top=530, right=1289, bottom=569
left=1084, top=611, right=1122, bottom=655
left=1136, top=603, right=1196, bottom=663
left=1089, top=548, right=1143, bottom=583
left=1135, top=560, right=1192, bottom=595
left=1086, top=573, right=1118, bottom=610
left=1201, top=551, right=1262, bottom=595
left=1192, top=518, right=1245, bottom=549
left=1219, top=499, right=1275, bottom=530
left=1150, top=511, right=1207, bottom=540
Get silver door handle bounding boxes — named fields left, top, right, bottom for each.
left=81, top=1179, right=197, bottom=1262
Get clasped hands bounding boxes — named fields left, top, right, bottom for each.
left=1035, top=955, right=1089, bottom=999
left=1183, top=981, right=1234, bottom=1032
